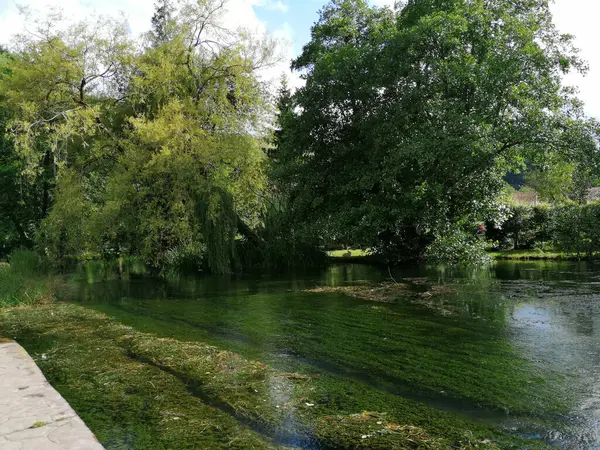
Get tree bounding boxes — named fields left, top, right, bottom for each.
left=0, top=47, right=42, bottom=255
left=278, top=0, right=599, bottom=261
left=150, top=0, right=175, bottom=46
left=1, top=1, right=278, bottom=273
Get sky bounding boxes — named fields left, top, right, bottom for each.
left=0, top=0, right=599, bottom=118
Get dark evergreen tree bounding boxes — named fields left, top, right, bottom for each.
left=150, top=0, right=175, bottom=46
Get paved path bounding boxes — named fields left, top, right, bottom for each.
left=0, top=341, right=104, bottom=450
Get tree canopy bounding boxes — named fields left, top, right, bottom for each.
left=0, top=1, right=277, bottom=273
left=1, top=0, right=599, bottom=269
left=277, top=0, right=599, bottom=260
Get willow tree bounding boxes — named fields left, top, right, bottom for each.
left=0, top=48, right=38, bottom=254
left=0, top=11, right=135, bottom=260
left=1, top=1, right=277, bottom=273
left=278, top=0, right=599, bottom=262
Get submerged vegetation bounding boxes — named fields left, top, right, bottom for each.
left=0, top=302, right=547, bottom=449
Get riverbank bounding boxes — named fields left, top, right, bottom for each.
left=0, top=340, right=104, bottom=449
left=490, top=249, right=598, bottom=260
left=0, top=302, right=545, bottom=449
left=0, top=251, right=59, bottom=308
left=328, top=248, right=597, bottom=263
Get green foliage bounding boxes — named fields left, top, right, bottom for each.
left=486, top=204, right=553, bottom=250
left=487, top=202, right=600, bottom=258
left=277, top=0, right=599, bottom=262
left=525, top=162, right=576, bottom=203
left=0, top=49, right=42, bottom=256
left=552, top=202, right=600, bottom=257
left=149, top=0, right=176, bottom=45
left=0, top=1, right=276, bottom=274
left=524, top=154, right=599, bottom=204
left=1, top=0, right=600, bottom=270
left=425, top=228, right=491, bottom=266
left=8, top=249, right=45, bottom=275
left=237, top=205, right=328, bottom=270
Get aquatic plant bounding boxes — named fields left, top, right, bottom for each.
left=0, top=303, right=544, bottom=449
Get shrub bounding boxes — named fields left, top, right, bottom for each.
left=426, top=228, right=492, bottom=266
left=486, top=204, right=553, bottom=250
left=487, top=201, right=600, bottom=257
left=552, top=202, right=600, bottom=257
left=8, top=249, right=45, bottom=276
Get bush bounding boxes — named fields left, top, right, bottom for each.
left=8, top=249, right=45, bottom=275
left=236, top=205, right=327, bottom=270
left=552, top=202, right=600, bottom=257
left=426, top=228, right=492, bottom=266
left=486, top=201, right=600, bottom=257
left=486, top=204, right=553, bottom=250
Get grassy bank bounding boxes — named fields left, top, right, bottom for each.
left=326, top=249, right=384, bottom=264
left=0, top=250, right=60, bottom=308
left=327, top=249, right=371, bottom=258
left=327, top=247, right=600, bottom=262
left=0, top=302, right=546, bottom=449
left=490, top=249, right=595, bottom=260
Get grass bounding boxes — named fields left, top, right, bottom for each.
left=328, top=247, right=597, bottom=262
left=490, top=249, right=589, bottom=260
left=327, top=249, right=372, bottom=258
left=0, top=303, right=545, bottom=449
left=0, top=250, right=59, bottom=308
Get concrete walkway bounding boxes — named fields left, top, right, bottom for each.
left=0, top=341, right=104, bottom=450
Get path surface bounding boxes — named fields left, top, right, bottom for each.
left=0, top=341, right=104, bottom=450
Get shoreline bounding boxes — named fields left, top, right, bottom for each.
left=0, top=340, right=104, bottom=449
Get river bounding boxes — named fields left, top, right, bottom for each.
left=63, top=260, right=600, bottom=449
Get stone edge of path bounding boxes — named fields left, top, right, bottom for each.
left=0, top=340, right=105, bottom=450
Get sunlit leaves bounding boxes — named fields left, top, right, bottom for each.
left=0, top=0, right=276, bottom=273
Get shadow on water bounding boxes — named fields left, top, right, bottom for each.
left=62, top=260, right=600, bottom=449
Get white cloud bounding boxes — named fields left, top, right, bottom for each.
left=370, top=0, right=395, bottom=7
left=550, top=0, right=600, bottom=119
left=0, top=0, right=155, bottom=44
left=220, top=0, right=297, bottom=89
left=258, top=0, right=288, bottom=13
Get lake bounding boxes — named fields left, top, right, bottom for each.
left=63, top=261, right=600, bottom=449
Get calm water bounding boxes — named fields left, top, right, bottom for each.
left=64, top=261, right=600, bottom=449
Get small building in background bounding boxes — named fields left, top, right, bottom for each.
left=586, top=187, right=600, bottom=203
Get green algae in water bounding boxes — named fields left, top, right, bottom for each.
left=0, top=303, right=543, bottom=449
left=68, top=274, right=569, bottom=417
left=0, top=305, right=279, bottom=449
left=6, top=260, right=598, bottom=448
left=60, top=260, right=600, bottom=448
